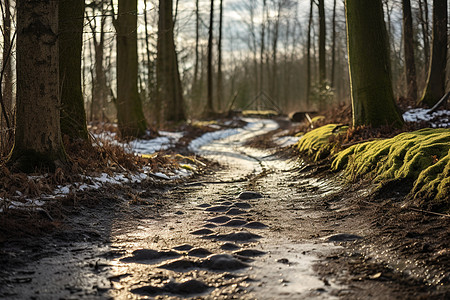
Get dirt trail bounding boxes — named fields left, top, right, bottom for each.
left=1, top=118, right=449, bottom=299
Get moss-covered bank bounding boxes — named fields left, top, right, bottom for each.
left=295, top=126, right=450, bottom=212
left=295, top=124, right=348, bottom=161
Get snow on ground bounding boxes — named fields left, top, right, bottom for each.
left=93, top=130, right=184, bottom=155
left=403, top=108, right=450, bottom=128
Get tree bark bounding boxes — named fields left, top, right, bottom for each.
left=402, top=0, right=418, bottom=101
left=345, top=0, right=404, bottom=128
left=330, top=0, right=336, bottom=88
left=418, top=0, right=430, bottom=70
left=217, top=0, right=224, bottom=111
left=418, top=0, right=447, bottom=107
left=205, top=0, right=215, bottom=114
left=59, top=0, right=88, bottom=141
left=1, top=0, right=12, bottom=113
left=116, top=0, right=147, bottom=137
left=318, top=0, right=326, bottom=85
left=10, top=0, right=66, bottom=172
left=306, top=0, right=313, bottom=106
left=156, top=0, right=186, bottom=122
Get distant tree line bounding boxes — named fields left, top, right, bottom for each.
left=0, top=0, right=448, bottom=171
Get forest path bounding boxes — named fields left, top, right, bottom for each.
left=2, top=118, right=447, bottom=299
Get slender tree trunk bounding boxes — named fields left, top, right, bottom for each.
left=59, top=0, right=88, bottom=141
left=205, top=0, right=215, bottom=114
left=116, top=0, right=147, bottom=137
left=10, top=0, right=66, bottom=172
left=402, top=0, right=418, bottom=101
left=318, top=0, right=326, bottom=85
left=217, top=0, right=224, bottom=111
left=330, top=0, right=336, bottom=88
left=306, top=0, right=313, bottom=106
left=144, top=0, right=154, bottom=104
left=418, top=0, right=430, bottom=69
left=260, top=0, right=267, bottom=94
left=345, top=0, right=404, bottom=128
left=156, top=0, right=186, bottom=122
left=271, top=2, right=281, bottom=103
left=193, top=0, right=200, bottom=89
left=2, top=0, right=12, bottom=112
left=418, top=0, right=447, bottom=107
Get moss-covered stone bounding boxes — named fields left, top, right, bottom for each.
left=295, top=124, right=348, bottom=161
left=332, top=128, right=450, bottom=212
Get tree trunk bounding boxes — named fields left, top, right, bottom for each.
left=318, top=0, right=326, bottom=85
left=418, top=0, right=447, bottom=107
left=418, top=0, right=430, bottom=70
left=217, top=0, right=224, bottom=112
left=306, top=0, right=313, bottom=106
left=345, top=0, right=404, bottom=128
left=59, top=0, right=88, bottom=141
left=260, top=0, right=267, bottom=94
left=193, top=0, right=200, bottom=90
left=2, top=0, right=12, bottom=113
left=330, top=0, right=336, bottom=88
left=205, top=0, right=215, bottom=114
left=116, top=0, right=147, bottom=137
left=10, top=0, right=66, bottom=172
left=156, top=0, right=186, bottom=122
left=144, top=0, right=155, bottom=107
left=402, top=0, right=418, bottom=101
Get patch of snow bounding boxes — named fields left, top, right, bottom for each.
left=274, top=136, right=301, bottom=147
left=403, top=108, right=450, bottom=128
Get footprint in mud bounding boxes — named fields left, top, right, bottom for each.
left=238, top=191, right=262, bottom=200
left=217, top=201, right=234, bottom=206
left=244, top=221, right=268, bottom=229
left=190, top=228, right=215, bottom=235
left=226, top=208, right=247, bottom=215
left=201, top=254, right=249, bottom=271
left=158, top=258, right=200, bottom=271
left=207, top=216, right=231, bottom=223
left=206, top=205, right=231, bottom=212
left=234, top=249, right=266, bottom=257
left=216, top=231, right=262, bottom=242
left=197, top=203, right=212, bottom=208
left=187, top=247, right=213, bottom=258
left=220, top=243, right=241, bottom=251
left=203, top=223, right=218, bottom=228
left=121, top=249, right=180, bottom=263
left=132, top=279, right=210, bottom=297
left=221, top=219, right=248, bottom=227
left=172, top=244, right=194, bottom=251
left=325, top=233, right=363, bottom=242
left=233, top=202, right=252, bottom=209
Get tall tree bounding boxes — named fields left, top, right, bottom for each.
left=345, top=0, right=403, bottom=128
left=330, top=0, right=336, bottom=88
left=217, top=0, right=224, bottom=111
left=1, top=0, right=12, bottom=113
left=318, top=0, right=326, bottom=85
left=59, top=0, right=88, bottom=140
left=156, top=0, right=186, bottom=122
left=402, top=0, right=418, bottom=101
left=306, top=0, right=313, bottom=105
left=418, top=0, right=447, bottom=107
left=418, top=0, right=430, bottom=70
left=205, top=0, right=215, bottom=114
left=115, top=0, right=147, bottom=137
left=88, top=1, right=109, bottom=122
left=9, top=0, right=66, bottom=171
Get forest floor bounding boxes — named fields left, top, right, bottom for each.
left=0, top=116, right=449, bottom=299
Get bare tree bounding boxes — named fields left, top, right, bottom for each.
left=10, top=0, right=66, bottom=171
left=402, top=0, right=418, bottom=100
left=205, top=0, right=215, bottom=114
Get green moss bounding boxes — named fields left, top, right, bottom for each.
left=295, top=124, right=348, bottom=161
left=332, top=128, right=450, bottom=212
left=242, top=110, right=278, bottom=117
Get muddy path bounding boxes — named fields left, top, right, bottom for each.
left=1, top=119, right=449, bottom=299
